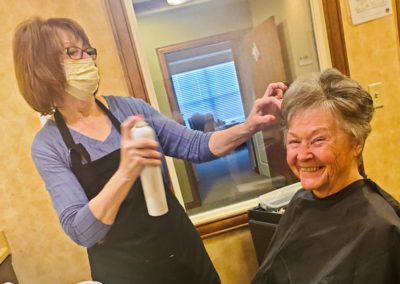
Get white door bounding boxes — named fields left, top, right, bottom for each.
left=238, top=16, right=287, bottom=176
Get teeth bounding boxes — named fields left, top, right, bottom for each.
left=301, top=167, right=320, bottom=172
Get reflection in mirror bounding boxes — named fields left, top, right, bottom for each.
left=131, top=0, right=321, bottom=215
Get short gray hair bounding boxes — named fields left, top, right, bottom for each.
left=281, top=68, right=374, bottom=145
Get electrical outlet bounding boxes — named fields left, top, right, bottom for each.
left=368, top=82, right=384, bottom=109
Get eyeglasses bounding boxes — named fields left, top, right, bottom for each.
left=65, top=46, right=97, bottom=60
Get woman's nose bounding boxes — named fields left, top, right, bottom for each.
left=297, top=144, right=313, bottom=160
left=82, top=51, right=92, bottom=59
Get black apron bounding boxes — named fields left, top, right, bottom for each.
left=54, top=99, right=220, bottom=284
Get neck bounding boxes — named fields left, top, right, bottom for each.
left=57, top=94, right=100, bottom=125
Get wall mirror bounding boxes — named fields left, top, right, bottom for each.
left=104, top=0, right=347, bottom=234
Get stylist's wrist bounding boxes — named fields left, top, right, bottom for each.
left=115, top=166, right=141, bottom=184
left=242, top=119, right=259, bottom=136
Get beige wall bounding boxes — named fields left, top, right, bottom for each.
left=339, top=0, right=400, bottom=200
left=203, top=228, right=259, bottom=284
left=1, top=0, right=400, bottom=283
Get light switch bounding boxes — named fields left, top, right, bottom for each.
left=298, top=55, right=313, bottom=66
left=368, top=82, right=384, bottom=109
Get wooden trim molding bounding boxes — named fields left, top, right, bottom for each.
left=103, top=0, right=149, bottom=102
left=322, top=0, right=350, bottom=76
left=396, top=0, right=400, bottom=39
left=196, top=212, right=249, bottom=239
left=103, top=1, right=349, bottom=238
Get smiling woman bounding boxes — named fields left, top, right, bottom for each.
left=252, top=68, right=400, bottom=284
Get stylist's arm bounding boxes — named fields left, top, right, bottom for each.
left=88, top=116, right=162, bottom=225
left=209, top=82, right=287, bottom=156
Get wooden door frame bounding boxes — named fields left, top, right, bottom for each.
left=322, top=0, right=349, bottom=76
left=103, top=0, right=349, bottom=238
left=103, top=0, right=149, bottom=102
left=157, top=39, right=202, bottom=209
left=156, top=30, right=248, bottom=209
left=396, top=0, right=400, bottom=37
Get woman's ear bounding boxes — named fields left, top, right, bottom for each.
left=353, top=140, right=364, bottom=157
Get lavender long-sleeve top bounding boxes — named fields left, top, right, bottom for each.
left=31, top=96, right=216, bottom=248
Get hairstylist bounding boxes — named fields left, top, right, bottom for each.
left=13, top=17, right=286, bottom=284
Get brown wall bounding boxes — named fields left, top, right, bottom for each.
left=1, top=0, right=399, bottom=283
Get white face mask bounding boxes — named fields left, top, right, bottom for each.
left=64, top=58, right=100, bottom=101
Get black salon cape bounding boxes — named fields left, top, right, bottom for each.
left=252, top=179, right=400, bottom=284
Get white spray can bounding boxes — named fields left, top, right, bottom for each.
left=131, top=119, right=168, bottom=216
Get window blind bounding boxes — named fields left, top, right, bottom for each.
left=171, top=61, right=245, bottom=127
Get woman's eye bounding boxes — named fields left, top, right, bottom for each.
left=67, top=47, right=80, bottom=57
left=311, top=137, right=325, bottom=145
left=287, top=140, right=300, bottom=146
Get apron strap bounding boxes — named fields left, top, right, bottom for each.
left=54, top=98, right=122, bottom=167
left=54, top=109, right=91, bottom=165
left=95, top=98, right=121, bottom=133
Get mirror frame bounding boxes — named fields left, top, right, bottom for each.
left=396, top=0, right=400, bottom=36
left=103, top=0, right=349, bottom=238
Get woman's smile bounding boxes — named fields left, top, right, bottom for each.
left=299, top=166, right=323, bottom=172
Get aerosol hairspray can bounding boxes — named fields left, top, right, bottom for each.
left=131, top=119, right=168, bottom=216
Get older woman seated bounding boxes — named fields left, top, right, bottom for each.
left=252, top=68, right=400, bottom=284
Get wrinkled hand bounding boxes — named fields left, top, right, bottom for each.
left=118, top=116, right=162, bottom=180
left=244, top=82, right=287, bottom=133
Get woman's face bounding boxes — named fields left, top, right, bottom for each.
left=286, top=107, right=362, bottom=198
